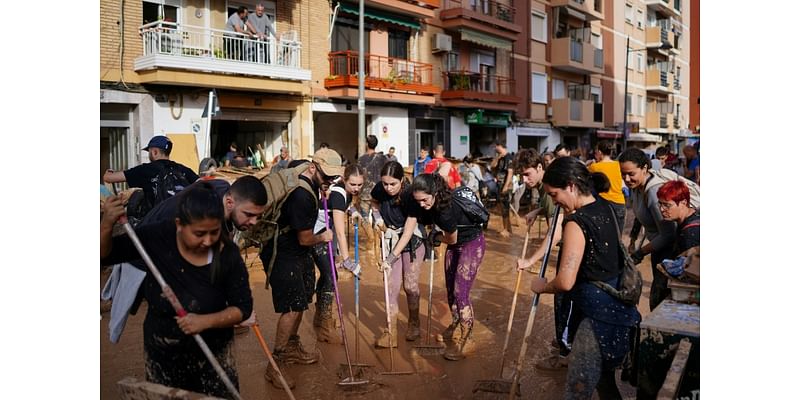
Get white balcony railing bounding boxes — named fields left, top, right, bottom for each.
left=135, top=21, right=310, bottom=81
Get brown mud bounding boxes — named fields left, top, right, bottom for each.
left=101, top=209, right=653, bottom=399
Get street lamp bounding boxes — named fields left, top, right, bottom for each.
left=621, top=36, right=673, bottom=150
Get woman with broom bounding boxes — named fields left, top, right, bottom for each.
left=371, top=161, right=427, bottom=347
left=525, top=157, right=640, bottom=399
left=100, top=182, right=252, bottom=399
left=411, top=173, right=486, bottom=361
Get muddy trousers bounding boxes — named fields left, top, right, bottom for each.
left=444, top=233, right=486, bottom=330
left=564, top=319, right=622, bottom=400
left=311, top=242, right=337, bottom=308
left=648, top=247, right=672, bottom=311
left=554, top=292, right=580, bottom=357
left=145, top=339, right=238, bottom=399
left=499, top=191, right=512, bottom=233
left=385, top=245, right=425, bottom=320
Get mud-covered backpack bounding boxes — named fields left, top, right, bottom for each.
left=645, top=168, right=700, bottom=210
left=152, top=160, right=193, bottom=206
left=591, top=204, right=643, bottom=306
left=238, top=162, right=317, bottom=288
left=452, top=186, right=490, bottom=227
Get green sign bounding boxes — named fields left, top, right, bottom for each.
left=465, top=110, right=510, bottom=127
left=460, top=135, right=468, bottom=145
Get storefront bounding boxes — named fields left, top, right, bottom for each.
left=463, top=109, right=511, bottom=158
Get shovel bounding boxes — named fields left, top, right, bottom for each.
left=472, top=224, right=535, bottom=396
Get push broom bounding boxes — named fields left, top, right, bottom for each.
left=412, top=229, right=445, bottom=356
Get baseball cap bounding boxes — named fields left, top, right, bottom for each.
left=311, top=148, right=344, bottom=177
left=142, top=136, right=173, bottom=152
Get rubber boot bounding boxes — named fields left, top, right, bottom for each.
left=406, top=307, right=421, bottom=341
left=317, top=310, right=343, bottom=344
left=443, top=324, right=474, bottom=361
left=375, top=321, right=398, bottom=348
left=264, top=356, right=296, bottom=389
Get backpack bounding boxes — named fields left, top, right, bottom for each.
left=645, top=168, right=700, bottom=210
left=591, top=204, right=644, bottom=306
left=452, top=186, right=490, bottom=227
left=152, top=161, right=192, bottom=207
left=237, top=162, right=317, bottom=288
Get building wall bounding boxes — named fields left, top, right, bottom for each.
left=450, top=114, right=470, bottom=159
left=100, top=0, right=143, bottom=83
left=689, top=0, right=699, bottom=133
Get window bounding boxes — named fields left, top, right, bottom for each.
left=389, top=30, right=410, bottom=59
left=143, top=0, right=179, bottom=24
left=532, top=72, right=547, bottom=104
left=447, top=51, right=460, bottom=71
left=332, top=18, right=371, bottom=51
left=553, top=79, right=565, bottom=100
left=675, top=66, right=681, bottom=86
left=531, top=12, right=547, bottom=43
left=638, top=95, right=645, bottom=116
left=627, top=52, right=633, bottom=70
left=625, top=4, right=633, bottom=24
left=625, top=93, right=632, bottom=114
left=637, top=9, right=644, bottom=29
left=675, top=33, right=682, bottom=50
left=637, top=54, right=644, bottom=72
left=674, top=0, right=682, bottom=12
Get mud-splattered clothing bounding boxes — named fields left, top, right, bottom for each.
left=558, top=199, right=640, bottom=398
left=311, top=184, right=351, bottom=304
left=384, top=238, right=426, bottom=319
left=101, top=220, right=252, bottom=398
left=443, top=233, right=485, bottom=329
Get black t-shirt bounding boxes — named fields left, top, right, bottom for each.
left=677, top=210, right=700, bottom=254
left=370, top=183, right=422, bottom=229
left=564, top=198, right=622, bottom=283
left=494, top=153, right=514, bottom=187
left=124, top=159, right=200, bottom=207
left=358, top=153, right=388, bottom=184
left=100, top=220, right=253, bottom=352
left=141, top=178, right=230, bottom=230
left=264, top=175, right=319, bottom=260
left=315, top=183, right=352, bottom=234
left=431, top=201, right=482, bottom=246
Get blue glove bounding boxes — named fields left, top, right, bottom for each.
left=661, top=257, right=686, bottom=277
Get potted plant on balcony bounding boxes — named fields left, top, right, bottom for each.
left=453, top=72, right=471, bottom=90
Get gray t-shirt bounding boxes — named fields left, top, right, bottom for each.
left=225, top=12, right=246, bottom=33
left=630, top=177, right=677, bottom=253
left=247, top=12, right=276, bottom=37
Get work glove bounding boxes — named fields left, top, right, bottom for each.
left=374, top=217, right=387, bottom=233
left=427, top=229, right=444, bottom=248
left=630, top=249, right=645, bottom=265
left=347, top=206, right=362, bottom=225
left=341, top=257, right=361, bottom=277
left=661, top=257, right=687, bottom=278
left=379, top=252, right=399, bottom=274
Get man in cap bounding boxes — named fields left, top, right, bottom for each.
left=103, top=135, right=199, bottom=211
left=259, top=148, right=344, bottom=389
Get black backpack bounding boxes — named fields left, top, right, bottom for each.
left=452, top=186, right=489, bottom=227
left=151, top=161, right=192, bottom=206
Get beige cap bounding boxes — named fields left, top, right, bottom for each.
left=312, top=148, right=344, bottom=177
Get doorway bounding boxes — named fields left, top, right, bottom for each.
left=100, top=127, right=130, bottom=187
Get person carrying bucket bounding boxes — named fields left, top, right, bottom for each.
left=100, top=182, right=253, bottom=398
left=411, top=173, right=486, bottom=361
left=372, top=161, right=427, bottom=347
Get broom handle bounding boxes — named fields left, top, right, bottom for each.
left=354, top=220, right=361, bottom=362
left=426, top=239, right=435, bottom=345
left=498, top=226, right=531, bottom=375
left=323, top=197, right=356, bottom=380
left=380, top=234, right=395, bottom=371
left=120, top=218, right=242, bottom=400
left=253, top=324, right=296, bottom=400
left=508, top=205, right=561, bottom=400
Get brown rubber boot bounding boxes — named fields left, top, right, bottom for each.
left=443, top=325, right=474, bottom=361
left=282, top=335, right=319, bottom=364
left=375, top=322, right=398, bottom=348
left=264, top=355, right=296, bottom=389
left=436, top=321, right=459, bottom=342
left=316, top=310, right=343, bottom=344
left=406, top=308, right=421, bottom=341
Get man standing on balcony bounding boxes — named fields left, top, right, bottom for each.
left=225, top=6, right=254, bottom=61
left=247, top=3, right=277, bottom=64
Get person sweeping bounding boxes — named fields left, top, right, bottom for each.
left=100, top=182, right=253, bottom=398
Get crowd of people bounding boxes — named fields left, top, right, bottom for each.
left=101, top=133, right=699, bottom=398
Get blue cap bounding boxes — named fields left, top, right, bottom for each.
left=142, top=136, right=172, bottom=152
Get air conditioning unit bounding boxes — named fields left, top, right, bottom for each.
left=432, top=33, right=452, bottom=53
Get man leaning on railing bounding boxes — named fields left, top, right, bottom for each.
left=225, top=6, right=256, bottom=61
left=247, top=3, right=277, bottom=64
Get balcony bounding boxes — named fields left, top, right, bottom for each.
left=440, top=70, right=519, bottom=110
left=646, top=110, right=675, bottom=132
left=551, top=29, right=603, bottom=75
left=642, top=0, right=680, bottom=18
left=324, top=51, right=438, bottom=103
left=645, top=66, right=675, bottom=95
left=550, top=0, right=604, bottom=21
left=440, top=0, right=521, bottom=41
left=366, top=0, right=439, bottom=19
left=551, top=98, right=603, bottom=128
left=646, top=20, right=675, bottom=49
left=134, top=21, right=311, bottom=84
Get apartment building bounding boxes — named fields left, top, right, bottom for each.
left=100, top=0, right=318, bottom=179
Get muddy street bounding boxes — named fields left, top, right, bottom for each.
left=100, top=210, right=652, bottom=399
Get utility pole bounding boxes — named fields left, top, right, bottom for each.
left=357, top=0, right=366, bottom=155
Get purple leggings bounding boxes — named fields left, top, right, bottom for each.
left=444, top=233, right=485, bottom=329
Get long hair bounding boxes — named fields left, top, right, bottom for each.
left=411, top=173, right=452, bottom=213
left=381, top=161, right=408, bottom=205
left=344, top=164, right=366, bottom=181
left=543, top=157, right=610, bottom=196
left=618, top=147, right=652, bottom=170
